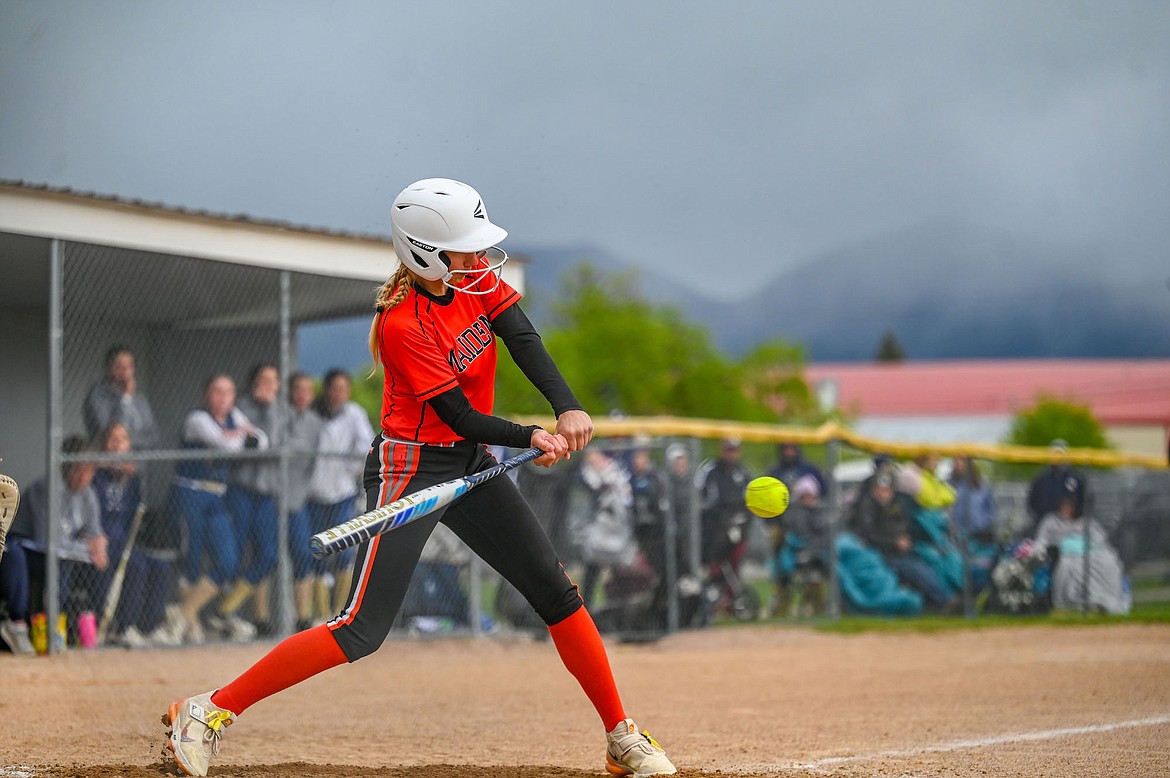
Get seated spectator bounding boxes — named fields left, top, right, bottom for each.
left=83, top=345, right=159, bottom=450
left=770, top=475, right=830, bottom=617
left=849, top=472, right=956, bottom=613
left=92, top=422, right=144, bottom=645
left=1034, top=492, right=1127, bottom=614
left=92, top=422, right=177, bottom=647
left=10, top=435, right=109, bottom=642
left=400, top=523, right=479, bottom=633
left=0, top=541, right=36, bottom=654
left=848, top=453, right=897, bottom=508
left=896, top=453, right=956, bottom=510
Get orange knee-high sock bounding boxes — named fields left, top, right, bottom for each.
left=211, top=624, right=348, bottom=715
left=547, top=606, right=626, bottom=730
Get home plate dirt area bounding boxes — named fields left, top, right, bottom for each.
left=2, top=623, right=1168, bottom=778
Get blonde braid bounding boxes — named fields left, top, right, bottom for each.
left=367, top=265, right=413, bottom=370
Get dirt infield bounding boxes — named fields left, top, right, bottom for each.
left=2, top=623, right=1169, bottom=778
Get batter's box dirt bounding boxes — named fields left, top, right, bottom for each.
left=4, top=624, right=1168, bottom=778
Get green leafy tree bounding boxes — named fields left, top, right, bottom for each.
left=349, top=364, right=383, bottom=430
left=1006, top=396, right=1111, bottom=450
left=740, top=338, right=817, bottom=422
left=495, top=263, right=807, bottom=422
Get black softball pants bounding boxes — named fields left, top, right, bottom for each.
left=328, top=438, right=582, bottom=661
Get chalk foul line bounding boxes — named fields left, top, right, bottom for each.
left=735, top=713, right=1170, bottom=773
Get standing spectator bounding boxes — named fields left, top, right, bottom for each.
left=948, top=455, right=998, bottom=594
left=628, top=442, right=672, bottom=628
left=306, top=369, right=375, bottom=619
left=218, top=364, right=282, bottom=640
left=170, top=375, right=268, bottom=644
left=849, top=472, right=956, bottom=613
left=10, top=435, right=109, bottom=641
left=285, top=372, right=325, bottom=631
left=948, top=456, right=996, bottom=543
left=696, top=438, right=752, bottom=614
left=83, top=345, right=159, bottom=450
left=665, top=444, right=697, bottom=575
left=767, top=442, right=826, bottom=497
left=569, top=448, right=637, bottom=608
left=1027, top=439, right=1086, bottom=525
left=629, top=444, right=669, bottom=578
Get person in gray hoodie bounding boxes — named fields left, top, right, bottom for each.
left=9, top=435, right=108, bottom=640
left=83, top=345, right=159, bottom=450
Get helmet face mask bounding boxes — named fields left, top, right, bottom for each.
left=390, top=178, right=509, bottom=290
left=444, top=246, right=509, bottom=296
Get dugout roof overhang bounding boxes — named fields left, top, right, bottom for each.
left=0, top=180, right=401, bottom=325
left=0, top=181, right=526, bottom=325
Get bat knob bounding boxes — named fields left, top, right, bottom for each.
left=309, top=536, right=327, bottom=559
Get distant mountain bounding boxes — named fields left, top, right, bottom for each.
left=515, top=222, right=1170, bottom=361
left=513, top=242, right=714, bottom=322
left=717, top=222, right=1170, bottom=360
left=297, top=223, right=1170, bottom=374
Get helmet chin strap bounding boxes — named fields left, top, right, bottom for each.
left=445, top=247, right=509, bottom=295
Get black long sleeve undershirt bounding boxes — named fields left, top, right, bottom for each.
left=426, top=388, right=540, bottom=448
left=424, top=303, right=579, bottom=448
left=490, top=304, right=582, bottom=416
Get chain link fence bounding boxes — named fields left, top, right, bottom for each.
left=3, top=239, right=376, bottom=651
left=3, top=238, right=1168, bottom=655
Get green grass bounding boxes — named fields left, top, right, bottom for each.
left=482, top=568, right=1170, bottom=635
left=705, top=578, right=1170, bottom=634
left=813, top=601, right=1170, bottom=635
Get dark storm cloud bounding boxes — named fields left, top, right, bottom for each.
left=1, top=1, right=1167, bottom=297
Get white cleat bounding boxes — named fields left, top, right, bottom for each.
left=164, top=690, right=236, bottom=777
left=225, top=614, right=258, bottom=642
left=606, top=718, right=678, bottom=777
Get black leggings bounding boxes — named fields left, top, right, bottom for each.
left=328, top=439, right=581, bottom=661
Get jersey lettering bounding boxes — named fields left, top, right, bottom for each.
left=446, top=315, right=494, bottom=374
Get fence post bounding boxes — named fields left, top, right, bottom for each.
left=825, top=437, right=841, bottom=620
left=275, top=270, right=295, bottom=635
left=957, top=482, right=974, bottom=619
left=46, top=238, right=64, bottom=653
left=1081, top=518, right=1092, bottom=615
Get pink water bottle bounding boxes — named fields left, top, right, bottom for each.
left=77, top=611, right=98, bottom=649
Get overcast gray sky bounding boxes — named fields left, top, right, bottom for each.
left=2, top=1, right=1168, bottom=299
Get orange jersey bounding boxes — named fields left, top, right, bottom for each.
left=375, top=276, right=521, bottom=443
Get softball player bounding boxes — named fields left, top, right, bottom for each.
left=166, top=179, right=677, bottom=777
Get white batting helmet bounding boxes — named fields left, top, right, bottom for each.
left=390, top=178, right=509, bottom=286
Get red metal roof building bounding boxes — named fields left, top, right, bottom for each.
left=805, top=360, right=1170, bottom=457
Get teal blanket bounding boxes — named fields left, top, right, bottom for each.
left=835, top=532, right=923, bottom=616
